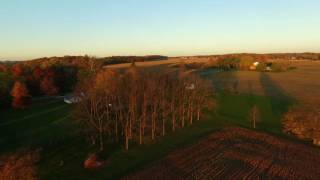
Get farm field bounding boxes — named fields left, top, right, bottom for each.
left=104, top=57, right=210, bottom=69
left=1, top=59, right=320, bottom=179
left=207, top=60, right=320, bottom=104
left=126, top=127, right=320, bottom=179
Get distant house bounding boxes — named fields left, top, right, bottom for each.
left=250, top=62, right=260, bottom=70
left=186, top=83, right=195, bottom=90
left=313, top=138, right=320, bottom=146
left=266, top=66, right=272, bottom=71
left=64, top=95, right=82, bottom=104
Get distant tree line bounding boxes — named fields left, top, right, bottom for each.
left=101, top=55, right=168, bottom=66
left=194, top=53, right=320, bottom=61
left=214, top=55, right=255, bottom=71
left=0, top=60, right=95, bottom=109
left=73, top=65, right=212, bottom=151
left=211, top=55, right=297, bottom=72
left=0, top=55, right=168, bottom=110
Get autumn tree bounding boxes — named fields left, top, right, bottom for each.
left=73, top=66, right=212, bottom=151
left=239, top=55, right=255, bottom=70
left=11, top=64, right=24, bottom=77
left=11, top=81, right=30, bottom=109
left=33, top=66, right=44, bottom=79
left=0, top=64, right=7, bottom=73
left=40, top=77, right=58, bottom=96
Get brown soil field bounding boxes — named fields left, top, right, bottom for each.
left=125, top=127, right=320, bottom=180
left=208, top=60, right=320, bottom=104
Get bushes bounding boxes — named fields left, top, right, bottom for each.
left=216, top=58, right=240, bottom=70
left=256, top=63, right=267, bottom=72
left=0, top=149, right=40, bottom=180
left=216, top=55, right=257, bottom=71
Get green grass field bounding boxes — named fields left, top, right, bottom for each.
left=0, top=89, right=294, bottom=179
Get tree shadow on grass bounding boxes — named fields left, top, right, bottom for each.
left=258, top=73, right=295, bottom=131
left=203, top=70, right=238, bottom=93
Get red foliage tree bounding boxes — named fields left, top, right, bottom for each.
left=0, top=64, right=7, bottom=72
left=11, top=81, right=30, bottom=109
left=33, top=66, right=44, bottom=79
left=40, top=77, right=59, bottom=96
left=11, top=64, right=24, bottom=77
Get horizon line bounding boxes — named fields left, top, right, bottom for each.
left=2, top=51, right=320, bottom=62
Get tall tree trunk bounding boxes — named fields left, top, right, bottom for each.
left=151, top=112, right=155, bottom=140
left=125, top=122, right=129, bottom=150
left=139, top=118, right=143, bottom=144
left=197, top=107, right=201, bottom=121
left=99, top=129, right=104, bottom=151
left=190, top=103, right=193, bottom=124
left=162, top=117, right=165, bottom=136
left=182, top=106, right=185, bottom=127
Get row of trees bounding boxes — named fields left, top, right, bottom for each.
left=214, top=55, right=295, bottom=72
left=73, top=66, right=213, bottom=151
left=215, top=56, right=255, bottom=70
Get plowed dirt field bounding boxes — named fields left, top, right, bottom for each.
left=125, top=127, right=320, bottom=179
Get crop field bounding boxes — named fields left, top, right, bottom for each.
left=205, top=60, right=320, bottom=104
left=126, top=127, right=320, bottom=179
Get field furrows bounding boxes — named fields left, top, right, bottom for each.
left=125, top=127, right=320, bottom=179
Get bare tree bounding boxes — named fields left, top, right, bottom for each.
left=250, top=105, right=259, bottom=129
left=73, top=66, right=213, bottom=151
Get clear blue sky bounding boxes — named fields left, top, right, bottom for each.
left=1, top=0, right=320, bottom=60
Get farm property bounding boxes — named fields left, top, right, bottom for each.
left=1, top=59, right=320, bottom=179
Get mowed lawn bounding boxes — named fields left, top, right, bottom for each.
left=0, top=98, right=226, bottom=179
left=2, top=61, right=317, bottom=179
left=0, top=100, right=73, bottom=153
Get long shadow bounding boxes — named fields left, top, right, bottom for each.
left=259, top=73, right=295, bottom=130
left=200, top=69, right=238, bottom=93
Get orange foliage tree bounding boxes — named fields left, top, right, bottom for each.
left=10, top=81, right=30, bottom=109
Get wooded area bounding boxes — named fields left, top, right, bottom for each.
left=73, top=65, right=212, bottom=150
